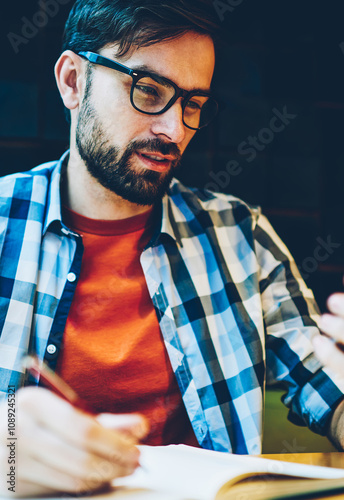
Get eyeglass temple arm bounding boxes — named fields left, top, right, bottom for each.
left=78, top=51, right=136, bottom=77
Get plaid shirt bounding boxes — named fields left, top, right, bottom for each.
left=1, top=151, right=344, bottom=454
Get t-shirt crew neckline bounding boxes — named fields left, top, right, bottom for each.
left=62, top=205, right=155, bottom=236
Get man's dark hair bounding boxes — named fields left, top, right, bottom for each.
left=62, top=0, right=220, bottom=58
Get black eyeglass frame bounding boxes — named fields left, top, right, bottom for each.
left=77, top=51, right=218, bottom=130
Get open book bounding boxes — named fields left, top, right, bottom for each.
left=17, top=444, right=344, bottom=500
left=106, top=444, right=344, bottom=500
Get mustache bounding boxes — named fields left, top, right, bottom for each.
left=129, top=139, right=182, bottom=162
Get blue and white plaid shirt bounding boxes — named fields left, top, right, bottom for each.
left=1, top=151, right=344, bottom=454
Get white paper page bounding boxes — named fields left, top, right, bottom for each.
left=5, top=445, right=344, bottom=500
left=115, top=444, right=344, bottom=500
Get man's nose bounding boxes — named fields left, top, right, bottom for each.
left=150, top=100, right=187, bottom=144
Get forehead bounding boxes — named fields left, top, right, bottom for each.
left=101, top=32, right=215, bottom=92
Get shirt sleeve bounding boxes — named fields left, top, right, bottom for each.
left=253, top=212, right=344, bottom=436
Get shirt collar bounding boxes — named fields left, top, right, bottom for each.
left=160, top=191, right=182, bottom=246
left=144, top=177, right=183, bottom=249
left=43, top=150, right=69, bottom=235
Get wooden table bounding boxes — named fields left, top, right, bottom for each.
left=262, top=452, right=344, bottom=470
left=259, top=453, right=344, bottom=499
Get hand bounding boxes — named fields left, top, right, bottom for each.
left=0, top=387, right=147, bottom=497
left=313, top=293, right=344, bottom=375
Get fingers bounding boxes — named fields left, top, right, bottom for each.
left=12, top=480, right=57, bottom=498
left=317, top=293, right=344, bottom=345
left=96, top=413, right=149, bottom=440
left=318, top=314, right=344, bottom=344
left=313, top=335, right=344, bottom=375
left=313, top=292, right=344, bottom=377
left=326, top=293, right=344, bottom=318
left=0, top=387, right=140, bottom=497
left=19, top=454, right=110, bottom=495
left=19, top=420, right=134, bottom=485
left=19, top=388, right=140, bottom=469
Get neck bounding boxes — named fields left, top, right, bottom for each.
left=62, top=149, right=152, bottom=221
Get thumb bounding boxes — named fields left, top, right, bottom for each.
left=96, top=413, right=149, bottom=440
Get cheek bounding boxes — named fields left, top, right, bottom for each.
left=92, top=74, right=129, bottom=117
left=95, top=89, right=128, bottom=124
left=180, top=130, right=197, bottom=153
left=92, top=80, right=145, bottom=138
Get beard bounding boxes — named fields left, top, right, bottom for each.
left=75, top=90, right=182, bottom=206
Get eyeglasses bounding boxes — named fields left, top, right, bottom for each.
left=78, top=51, right=218, bottom=130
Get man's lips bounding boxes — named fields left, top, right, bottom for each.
left=136, top=151, right=177, bottom=172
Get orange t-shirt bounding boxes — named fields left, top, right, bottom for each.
left=56, top=207, right=198, bottom=447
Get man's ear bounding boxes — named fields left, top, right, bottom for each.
left=55, top=50, right=85, bottom=110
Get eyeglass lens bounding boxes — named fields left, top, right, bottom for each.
left=132, top=76, right=217, bottom=129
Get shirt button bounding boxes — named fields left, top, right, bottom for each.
left=67, top=272, right=77, bottom=283
left=47, top=344, right=57, bottom=355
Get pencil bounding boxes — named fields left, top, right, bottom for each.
left=22, top=355, right=96, bottom=414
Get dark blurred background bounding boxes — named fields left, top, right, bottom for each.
left=1, top=0, right=344, bottom=311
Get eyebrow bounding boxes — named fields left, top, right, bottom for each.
left=130, top=63, right=212, bottom=94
